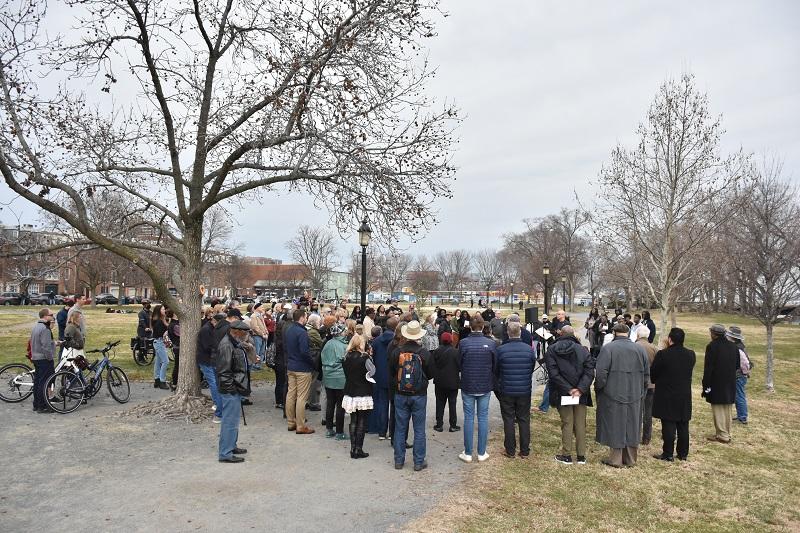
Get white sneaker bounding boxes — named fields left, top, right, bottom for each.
left=477, top=453, right=490, bottom=462
left=212, top=416, right=221, bottom=424
left=211, top=405, right=217, bottom=412
left=458, top=452, right=473, bottom=463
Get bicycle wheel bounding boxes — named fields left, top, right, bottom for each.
left=0, top=363, right=34, bottom=402
left=45, top=370, right=85, bottom=413
left=106, top=367, right=130, bottom=403
left=133, top=344, right=153, bottom=366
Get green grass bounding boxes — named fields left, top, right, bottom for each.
left=0, top=306, right=277, bottom=382
left=407, top=311, right=800, bottom=533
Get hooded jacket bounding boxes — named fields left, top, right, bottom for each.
left=216, top=334, right=251, bottom=396
left=321, top=335, right=348, bottom=389
left=544, top=335, right=595, bottom=407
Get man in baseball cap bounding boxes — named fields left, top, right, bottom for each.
left=702, top=324, right=738, bottom=443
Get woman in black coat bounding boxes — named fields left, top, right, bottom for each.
left=651, top=327, right=696, bottom=461
left=457, top=310, right=471, bottom=342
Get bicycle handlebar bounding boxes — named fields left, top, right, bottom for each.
left=85, top=340, right=121, bottom=355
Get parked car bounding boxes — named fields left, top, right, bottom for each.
left=0, top=292, right=23, bottom=305
left=28, top=293, right=51, bottom=305
left=94, top=293, right=119, bottom=305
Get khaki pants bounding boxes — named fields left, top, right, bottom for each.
left=711, top=403, right=733, bottom=442
left=607, top=446, right=638, bottom=467
left=286, top=371, right=313, bottom=429
left=557, top=404, right=587, bottom=457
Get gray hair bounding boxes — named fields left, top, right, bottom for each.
left=561, top=325, right=575, bottom=337
left=307, top=314, right=321, bottom=328
left=507, top=313, right=521, bottom=323
left=636, top=326, right=650, bottom=340
left=507, top=321, right=522, bottom=338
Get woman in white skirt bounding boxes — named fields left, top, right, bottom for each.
left=342, top=334, right=376, bottom=459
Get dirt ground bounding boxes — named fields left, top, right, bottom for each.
left=1, top=378, right=509, bottom=533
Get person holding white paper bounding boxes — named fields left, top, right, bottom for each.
left=543, top=325, right=595, bottom=465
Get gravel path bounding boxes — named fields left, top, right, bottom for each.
left=1, top=378, right=510, bottom=533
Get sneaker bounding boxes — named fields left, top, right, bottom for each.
left=477, top=453, right=490, bottom=462
left=394, top=463, right=404, bottom=470
left=211, top=405, right=217, bottom=412
left=555, top=454, right=573, bottom=465
left=212, top=416, right=222, bottom=424
left=458, top=452, right=473, bottom=463
left=378, top=434, right=387, bottom=441
left=576, top=456, right=587, bottom=464
left=449, top=425, right=461, bottom=432
left=433, top=425, right=444, bottom=432
left=335, top=433, right=348, bottom=441
left=325, top=429, right=336, bottom=438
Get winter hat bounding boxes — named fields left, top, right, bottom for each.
left=440, top=332, right=453, bottom=345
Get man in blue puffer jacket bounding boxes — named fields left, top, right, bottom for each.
left=495, top=321, right=537, bottom=458
left=458, top=313, right=496, bottom=463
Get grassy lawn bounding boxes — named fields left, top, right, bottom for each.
left=407, top=311, right=800, bottom=533
left=0, top=306, right=274, bottom=382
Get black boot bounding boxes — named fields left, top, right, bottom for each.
left=354, top=448, right=369, bottom=459
left=154, top=379, right=160, bottom=389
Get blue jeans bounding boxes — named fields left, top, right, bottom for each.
left=393, top=394, right=427, bottom=466
left=153, top=338, right=169, bottom=381
left=368, top=387, right=389, bottom=435
left=462, top=392, right=491, bottom=455
left=252, top=336, right=264, bottom=363
left=735, top=375, right=748, bottom=421
left=538, top=383, right=550, bottom=412
left=218, top=393, right=241, bottom=459
left=199, top=363, right=223, bottom=418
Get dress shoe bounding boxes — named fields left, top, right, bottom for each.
left=157, top=382, right=170, bottom=390
left=449, top=426, right=461, bottom=432
left=652, top=453, right=673, bottom=462
left=36, top=407, right=54, bottom=414
left=296, top=426, right=315, bottom=435
left=241, top=399, right=253, bottom=406
left=413, top=462, right=428, bottom=472
left=502, top=450, right=515, bottom=459
left=287, top=425, right=297, bottom=431
left=232, top=447, right=248, bottom=454
left=219, top=456, right=245, bottom=463
left=306, top=404, right=321, bottom=411
left=394, top=463, right=404, bottom=470
left=433, top=425, right=444, bottom=432
left=353, top=448, right=369, bottom=459
left=706, top=435, right=731, bottom=444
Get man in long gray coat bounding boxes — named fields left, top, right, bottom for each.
left=595, top=322, right=650, bottom=467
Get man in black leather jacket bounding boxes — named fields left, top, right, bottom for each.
left=216, top=320, right=252, bottom=463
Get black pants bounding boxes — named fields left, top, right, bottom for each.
left=661, top=419, right=690, bottom=459
left=32, top=359, right=54, bottom=411
left=171, top=348, right=180, bottom=387
left=349, top=409, right=371, bottom=451
left=498, top=394, right=532, bottom=455
left=274, top=360, right=287, bottom=405
left=325, top=387, right=346, bottom=434
left=641, top=388, right=654, bottom=442
left=435, top=385, right=458, bottom=428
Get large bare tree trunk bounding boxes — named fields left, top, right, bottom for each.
left=765, top=321, right=775, bottom=393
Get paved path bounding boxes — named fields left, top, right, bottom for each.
left=2, top=379, right=509, bottom=533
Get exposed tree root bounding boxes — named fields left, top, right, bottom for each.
left=120, top=392, right=213, bottom=424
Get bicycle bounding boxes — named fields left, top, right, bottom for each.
left=0, top=344, right=87, bottom=403
left=45, top=340, right=130, bottom=413
left=131, top=336, right=174, bottom=365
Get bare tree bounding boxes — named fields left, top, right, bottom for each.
left=596, top=74, right=748, bottom=342
left=433, top=250, right=472, bottom=295
left=473, top=249, right=504, bottom=299
left=732, top=157, right=800, bottom=392
left=549, top=208, right=591, bottom=312
left=0, top=1, right=457, bottom=417
left=502, top=218, right=564, bottom=308
left=408, top=255, right=439, bottom=307
left=286, top=225, right=340, bottom=297
left=377, top=250, right=412, bottom=295
left=349, top=250, right=381, bottom=300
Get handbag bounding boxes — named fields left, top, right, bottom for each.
left=264, top=342, right=277, bottom=369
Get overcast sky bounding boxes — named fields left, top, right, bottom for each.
left=2, top=0, right=798, bottom=266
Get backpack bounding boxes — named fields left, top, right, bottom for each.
left=397, top=350, right=425, bottom=394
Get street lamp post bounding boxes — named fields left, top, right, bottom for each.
left=510, top=282, right=514, bottom=308
left=543, top=263, right=550, bottom=316
left=357, top=217, right=372, bottom=319
left=561, top=275, right=567, bottom=310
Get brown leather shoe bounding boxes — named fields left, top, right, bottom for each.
left=287, top=426, right=297, bottom=432
left=296, top=426, right=315, bottom=435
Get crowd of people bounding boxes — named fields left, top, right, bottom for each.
left=27, top=293, right=753, bottom=470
